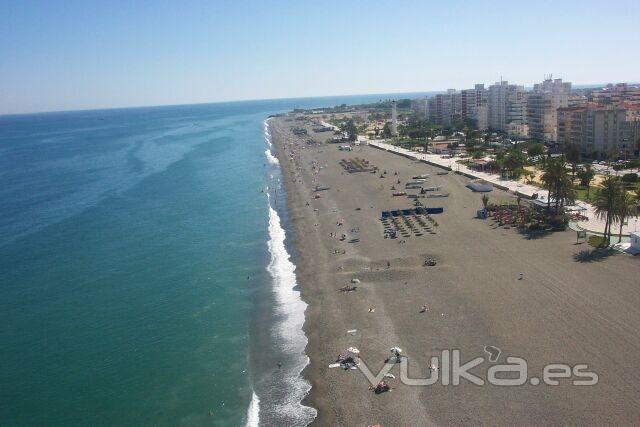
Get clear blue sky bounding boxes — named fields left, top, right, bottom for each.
left=1, top=0, right=639, bottom=114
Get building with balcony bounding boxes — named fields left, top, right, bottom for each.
left=591, top=83, right=640, bottom=108
left=487, top=80, right=527, bottom=132
left=557, top=103, right=639, bottom=158
left=527, top=77, right=571, bottom=143
left=428, top=89, right=462, bottom=126
left=461, top=84, right=488, bottom=129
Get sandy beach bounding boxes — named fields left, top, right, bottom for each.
left=269, top=115, right=640, bottom=426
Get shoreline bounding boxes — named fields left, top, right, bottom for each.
left=267, top=119, right=328, bottom=424
left=246, top=119, right=316, bottom=426
left=269, top=118, right=434, bottom=425
left=269, top=115, right=640, bottom=426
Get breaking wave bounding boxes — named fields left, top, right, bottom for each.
left=265, top=192, right=316, bottom=425
left=245, top=391, right=260, bottom=427
left=265, top=149, right=279, bottom=165
left=258, top=119, right=316, bottom=425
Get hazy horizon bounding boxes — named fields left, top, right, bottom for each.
left=0, top=83, right=625, bottom=117
left=1, top=0, right=639, bottom=115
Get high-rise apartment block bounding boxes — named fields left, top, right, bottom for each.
left=526, top=77, right=571, bottom=142
left=487, top=81, right=527, bottom=132
left=557, top=103, right=639, bottom=158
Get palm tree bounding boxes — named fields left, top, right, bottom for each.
left=556, top=171, right=576, bottom=213
left=541, top=158, right=573, bottom=215
left=564, top=143, right=580, bottom=180
left=594, top=176, right=621, bottom=244
left=614, top=191, right=637, bottom=243
left=540, top=160, right=557, bottom=213
left=577, top=164, right=596, bottom=198
left=481, top=194, right=489, bottom=210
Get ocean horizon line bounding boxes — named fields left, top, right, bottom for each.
left=0, top=91, right=440, bottom=118
left=1, top=81, right=626, bottom=118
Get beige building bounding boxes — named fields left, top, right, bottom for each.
left=461, top=84, right=488, bottom=129
left=557, top=103, right=639, bottom=158
left=506, top=122, right=529, bottom=138
left=527, top=77, right=572, bottom=143
left=429, top=90, right=462, bottom=126
left=591, top=83, right=640, bottom=107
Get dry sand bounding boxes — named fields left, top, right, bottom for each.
left=269, top=116, right=640, bottom=426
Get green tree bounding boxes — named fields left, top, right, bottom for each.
left=614, top=191, right=637, bottom=243
left=399, top=117, right=432, bottom=139
left=501, top=150, right=526, bottom=179
left=576, top=165, right=596, bottom=197
left=594, top=176, right=621, bottom=244
left=564, top=143, right=581, bottom=179
left=541, top=158, right=574, bottom=215
left=527, top=142, right=544, bottom=158
left=340, top=119, right=358, bottom=142
left=396, top=98, right=412, bottom=109
left=382, top=122, right=393, bottom=138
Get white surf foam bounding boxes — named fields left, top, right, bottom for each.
left=263, top=119, right=272, bottom=147
left=265, top=192, right=317, bottom=424
left=265, top=149, right=280, bottom=165
left=260, top=120, right=317, bottom=425
left=245, top=390, right=260, bottom=427
left=263, top=119, right=279, bottom=165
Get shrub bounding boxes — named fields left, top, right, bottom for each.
left=588, top=235, right=608, bottom=247
left=621, top=173, right=638, bottom=183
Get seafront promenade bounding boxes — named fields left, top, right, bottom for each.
left=367, top=140, right=637, bottom=237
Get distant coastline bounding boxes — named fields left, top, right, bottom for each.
left=12, top=82, right=640, bottom=117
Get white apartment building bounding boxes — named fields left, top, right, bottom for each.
left=461, top=84, right=488, bottom=129
left=429, top=89, right=462, bottom=126
left=527, top=77, right=571, bottom=143
left=487, top=81, right=527, bottom=132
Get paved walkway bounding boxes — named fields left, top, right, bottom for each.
left=367, top=140, right=637, bottom=236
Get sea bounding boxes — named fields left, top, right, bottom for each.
left=0, top=92, right=435, bottom=426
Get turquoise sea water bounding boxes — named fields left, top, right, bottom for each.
left=0, top=94, right=433, bottom=426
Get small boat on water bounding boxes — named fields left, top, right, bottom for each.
left=413, top=174, right=430, bottom=179
left=315, top=185, right=330, bottom=191
left=436, top=171, right=449, bottom=175
left=392, top=191, right=407, bottom=197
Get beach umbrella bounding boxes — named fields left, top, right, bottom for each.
left=347, top=347, right=360, bottom=355
left=390, top=347, right=402, bottom=354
